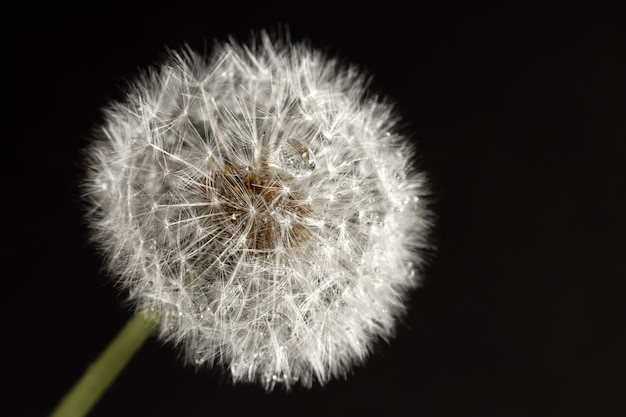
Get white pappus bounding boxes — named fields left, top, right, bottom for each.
left=83, top=31, right=432, bottom=391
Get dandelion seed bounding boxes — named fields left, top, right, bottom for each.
left=83, top=31, right=432, bottom=391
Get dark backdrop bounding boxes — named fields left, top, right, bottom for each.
left=6, top=2, right=625, bottom=416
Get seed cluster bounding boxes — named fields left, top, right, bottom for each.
left=84, top=32, right=431, bottom=390
left=197, top=163, right=313, bottom=253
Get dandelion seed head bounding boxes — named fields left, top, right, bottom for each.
left=83, top=31, right=432, bottom=390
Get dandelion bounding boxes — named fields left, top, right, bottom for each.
left=53, top=29, right=431, bottom=416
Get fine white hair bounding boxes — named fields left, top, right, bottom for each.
left=83, top=31, right=431, bottom=390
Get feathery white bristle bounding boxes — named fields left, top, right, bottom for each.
left=83, top=31, right=432, bottom=391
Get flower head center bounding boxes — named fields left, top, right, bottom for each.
left=199, top=163, right=313, bottom=253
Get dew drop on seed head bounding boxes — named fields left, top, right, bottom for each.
left=276, top=138, right=315, bottom=178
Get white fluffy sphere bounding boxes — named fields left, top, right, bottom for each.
left=83, top=32, right=431, bottom=390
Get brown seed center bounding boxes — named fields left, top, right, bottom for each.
left=198, top=164, right=313, bottom=253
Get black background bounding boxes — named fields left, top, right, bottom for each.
left=6, top=2, right=626, bottom=416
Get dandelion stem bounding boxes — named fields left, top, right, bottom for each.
left=49, top=311, right=159, bottom=417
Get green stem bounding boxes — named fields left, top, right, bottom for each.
left=49, top=311, right=159, bottom=417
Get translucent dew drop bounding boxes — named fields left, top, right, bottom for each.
left=276, top=138, right=315, bottom=178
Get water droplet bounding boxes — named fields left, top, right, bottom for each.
left=276, top=138, right=315, bottom=178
